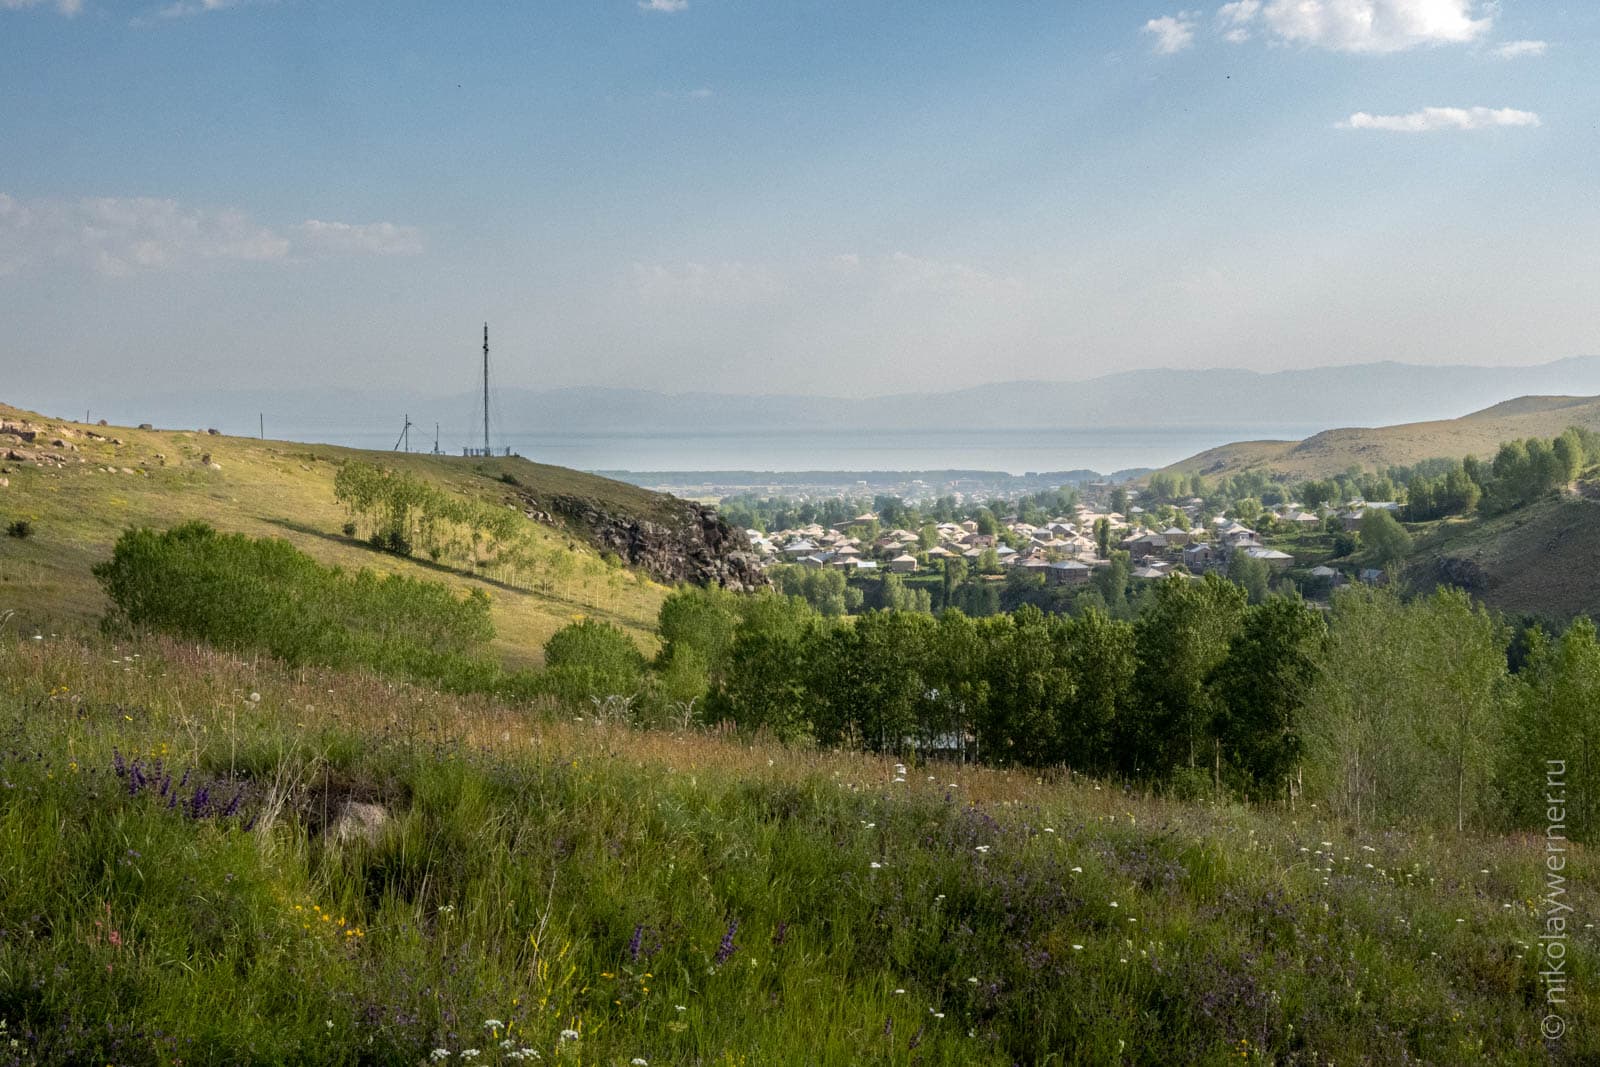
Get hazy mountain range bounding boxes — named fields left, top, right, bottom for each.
left=37, top=356, right=1600, bottom=448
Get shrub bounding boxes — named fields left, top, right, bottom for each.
left=93, top=522, right=495, bottom=684
left=539, top=618, right=646, bottom=705
left=341, top=521, right=357, bottom=537
left=5, top=519, right=32, bottom=539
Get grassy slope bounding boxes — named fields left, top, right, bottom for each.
left=1406, top=493, right=1600, bottom=622
left=0, top=632, right=1594, bottom=1065
left=1165, top=395, right=1600, bottom=481
left=0, top=403, right=669, bottom=666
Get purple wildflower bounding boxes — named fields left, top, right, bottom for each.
left=713, top=919, right=739, bottom=966
left=627, top=924, right=644, bottom=962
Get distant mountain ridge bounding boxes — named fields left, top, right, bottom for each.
left=27, top=356, right=1600, bottom=446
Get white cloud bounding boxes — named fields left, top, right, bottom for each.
left=638, top=0, right=688, bottom=11
left=879, top=252, right=1019, bottom=298
left=1216, top=0, right=1261, bottom=42
left=1491, top=39, right=1547, bottom=59
left=633, top=261, right=785, bottom=304
left=1, top=0, right=82, bottom=15
left=1143, top=12, right=1199, bottom=54
left=0, top=192, right=423, bottom=277
left=156, top=0, right=245, bottom=17
left=294, top=220, right=424, bottom=257
left=1337, top=105, right=1541, bottom=132
left=1257, top=0, right=1492, bottom=53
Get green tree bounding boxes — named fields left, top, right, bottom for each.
left=1128, top=573, right=1248, bottom=777
left=1359, top=509, right=1412, bottom=567
left=1226, top=551, right=1270, bottom=605
left=1208, top=596, right=1325, bottom=799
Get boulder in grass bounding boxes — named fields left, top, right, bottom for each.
left=330, top=801, right=389, bottom=846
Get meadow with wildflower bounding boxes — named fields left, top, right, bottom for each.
left=0, top=631, right=1595, bottom=1064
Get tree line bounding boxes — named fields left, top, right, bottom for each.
left=544, top=576, right=1600, bottom=841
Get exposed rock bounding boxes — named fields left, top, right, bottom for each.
left=138, top=423, right=153, bottom=431
left=208, top=462, right=223, bottom=472
left=206, top=428, right=221, bottom=436
left=329, top=801, right=390, bottom=846
left=1412, top=555, right=1490, bottom=593
left=526, top=489, right=768, bottom=591
left=4, top=449, right=36, bottom=462
left=0, top=478, right=8, bottom=488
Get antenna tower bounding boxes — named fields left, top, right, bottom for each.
left=481, top=323, right=491, bottom=457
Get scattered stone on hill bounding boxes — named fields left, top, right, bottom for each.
left=330, top=801, right=389, bottom=846
left=0, top=478, right=8, bottom=488
left=522, top=488, right=767, bottom=591
left=138, top=423, right=153, bottom=430
left=208, top=462, right=222, bottom=472
left=206, top=428, right=221, bottom=435
left=5, top=449, right=36, bottom=463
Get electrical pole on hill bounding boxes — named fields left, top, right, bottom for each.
left=482, top=322, right=491, bottom=458
left=394, top=414, right=414, bottom=453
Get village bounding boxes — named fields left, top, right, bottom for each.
left=742, top=492, right=1405, bottom=592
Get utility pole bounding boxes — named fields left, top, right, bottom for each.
left=259, top=413, right=264, bottom=440
left=394, top=414, right=413, bottom=453
left=482, top=322, right=491, bottom=457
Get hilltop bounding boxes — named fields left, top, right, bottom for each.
left=1164, top=394, right=1600, bottom=481
left=0, top=402, right=759, bottom=666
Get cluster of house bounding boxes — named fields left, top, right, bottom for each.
left=744, top=494, right=1403, bottom=589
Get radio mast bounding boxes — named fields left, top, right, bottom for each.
left=481, top=323, right=491, bottom=457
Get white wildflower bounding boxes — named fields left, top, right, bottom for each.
left=560, top=1029, right=580, bottom=1042
left=430, top=1052, right=451, bottom=1062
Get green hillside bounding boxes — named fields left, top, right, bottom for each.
left=1405, top=492, right=1600, bottom=622
left=1166, top=395, right=1600, bottom=481
left=0, top=402, right=677, bottom=666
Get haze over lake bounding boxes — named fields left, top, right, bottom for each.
left=325, top=424, right=1321, bottom=476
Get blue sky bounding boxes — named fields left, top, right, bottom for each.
left=2, top=0, right=1596, bottom=405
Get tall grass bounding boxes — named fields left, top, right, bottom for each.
left=0, top=632, right=1594, bottom=1064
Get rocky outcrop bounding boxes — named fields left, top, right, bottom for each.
left=518, top=489, right=767, bottom=591
left=1410, top=555, right=1490, bottom=594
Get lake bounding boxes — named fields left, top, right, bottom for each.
left=322, top=425, right=1318, bottom=476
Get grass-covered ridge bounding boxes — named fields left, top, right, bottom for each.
left=0, top=402, right=672, bottom=665
left=0, top=632, right=1594, bottom=1065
